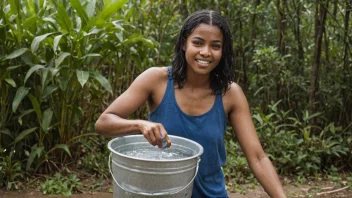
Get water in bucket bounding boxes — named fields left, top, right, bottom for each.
left=120, top=145, right=194, bottom=160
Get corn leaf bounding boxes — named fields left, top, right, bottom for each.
left=5, top=48, right=28, bottom=60
left=31, top=32, right=57, bottom=52
left=12, top=86, right=30, bottom=112
left=69, top=0, right=88, bottom=28
left=76, top=70, right=89, bottom=88
left=90, top=70, right=112, bottom=94
left=42, top=108, right=53, bottom=133
left=55, top=52, right=71, bottom=68
left=28, top=94, right=42, bottom=123
left=5, top=78, right=16, bottom=87
left=13, top=127, right=37, bottom=145
left=24, top=64, right=45, bottom=84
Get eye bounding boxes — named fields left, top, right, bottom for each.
left=213, top=44, right=221, bottom=49
left=192, top=41, right=202, bottom=45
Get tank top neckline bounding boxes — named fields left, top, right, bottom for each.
left=167, top=67, right=221, bottom=118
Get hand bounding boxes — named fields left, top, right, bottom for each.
left=138, top=120, right=171, bottom=148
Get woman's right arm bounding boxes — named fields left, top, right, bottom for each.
left=95, top=67, right=171, bottom=148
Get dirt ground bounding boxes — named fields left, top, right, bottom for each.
left=1, top=183, right=351, bottom=198
left=1, top=176, right=351, bottom=198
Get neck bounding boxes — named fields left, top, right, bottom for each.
left=184, top=68, right=211, bottom=89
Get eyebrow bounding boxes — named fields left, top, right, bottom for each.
left=192, top=36, right=222, bottom=43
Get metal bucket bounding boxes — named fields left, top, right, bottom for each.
left=108, top=135, right=203, bottom=197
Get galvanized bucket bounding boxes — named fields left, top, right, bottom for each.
left=108, top=135, right=203, bottom=197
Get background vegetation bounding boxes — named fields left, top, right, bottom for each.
left=0, top=0, right=351, bottom=195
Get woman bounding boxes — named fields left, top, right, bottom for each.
left=95, top=10, right=287, bottom=198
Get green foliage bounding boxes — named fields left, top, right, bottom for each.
left=41, top=173, right=81, bottom=196
left=251, top=100, right=350, bottom=175
left=0, top=0, right=351, bottom=192
left=0, top=0, right=157, bottom=183
left=79, top=136, right=110, bottom=178
left=0, top=150, right=23, bottom=190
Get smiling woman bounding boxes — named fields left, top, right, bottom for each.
left=95, top=10, right=287, bottom=198
left=183, top=23, right=223, bottom=75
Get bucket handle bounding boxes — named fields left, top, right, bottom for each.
left=108, top=153, right=200, bottom=196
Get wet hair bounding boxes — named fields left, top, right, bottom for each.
left=171, top=10, right=235, bottom=95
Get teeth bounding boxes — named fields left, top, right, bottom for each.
left=197, top=59, right=210, bottom=64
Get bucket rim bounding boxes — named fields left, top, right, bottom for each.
left=107, top=134, right=204, bottom=162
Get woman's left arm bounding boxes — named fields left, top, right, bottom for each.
left=227, top=83, right=287, bottom=198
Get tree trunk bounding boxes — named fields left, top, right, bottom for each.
left=309, top=1, right=329, bottom=122
left=341, top=1, right=351, bottom=126
left=276, top=0, right=286, bottom=55
left=247, top=0, right=260, bottom=92
left=296, top=1, right=304, bottom=62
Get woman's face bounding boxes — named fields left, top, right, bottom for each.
left=183, top=23, right=223, bottom=75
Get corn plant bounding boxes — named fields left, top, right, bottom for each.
left=0, top=0, right=157, bottom=178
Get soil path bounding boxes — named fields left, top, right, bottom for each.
left=2, top=186, right=352, bottom=198
left=1, top=180, right=351, bottom=198
left=1, top=190, right=268, bottom=198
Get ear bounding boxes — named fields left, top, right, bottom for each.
left=182, top=39, right=186, bottom=51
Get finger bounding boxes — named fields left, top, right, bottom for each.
left=160, top=126, right=171, bottom=148
left=164, top=134, right=171, bottom=148
left=149, top=128, right=157, bottom=146
left=142, top=130, right=153, bottom=145
left=155, top=124, right=164, bottom=148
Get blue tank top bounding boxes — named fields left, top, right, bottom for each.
left=148, top=67, right=228, bottom=198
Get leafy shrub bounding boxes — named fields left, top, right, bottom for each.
left=41, top=173, right=81, bottom=196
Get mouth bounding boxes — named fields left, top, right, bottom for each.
left=196, top=59, right=212, bottom=65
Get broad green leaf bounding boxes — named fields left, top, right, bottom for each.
left=124, top=7, right=135, bottom=20
left=53, top=144, right=71, bottom=157
left=26, top=144, right=43, bottom=171
left=24, top=64, right=45, bottom=84
left=42, top=17, right=58, bottom=31
left=9, top=0, right=21, bottom=15
left=55, top=52, right=70, bottom=68
left=252, top=114, right=263, bottom=126
left=69, top=0, right=88, bottom=27
left=5, top=78, right=16, bottom=87
left=53, top=34, right=64, bottom=53
left=76, top=70, right=89, bottom=87
left=31, top=32, right=57, bottom=52
left=83, top=28, right=102, bottom=36
left=42, top=84, right=58, bottom=99
left=6, top=65, right=23, bottom=71
left=80, top=53, right=101, bottom=60
left=123, top=37, right=156, bottom=48
left=115, top=32, right=123, bottom=42
left=41, top=68, right=48, bottom=89
left=42, top=108, right=53, bottom=133
left=90, top=71, right=112, bottom=94
left=5, top=48, right=28, bottom=60
left=55, top=3, right=73, bottom=33
left=28, top=94, right=42, bottom=122
left=13, top=127, right=37, bottom=144
left=85, top=0, right=96, bottom=18
left=97, top=0, right=128, bottom=25
left=42, top=17, right=56, bottom=24
left=12, top=86, right=30, bottom=112
left=58, top=72, right=71, bottom=91
left=18, top=109, right=35, bottom=125
left=23, top=15, right=38, bottom=32
left=0, top=129, right=13, bottom=139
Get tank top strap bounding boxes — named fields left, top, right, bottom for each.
left=166, top=66, right=172, bottom=80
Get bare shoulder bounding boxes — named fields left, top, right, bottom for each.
left=134, top=67, right=168, bottom=90
left=223, top=82, right=248, bottom=113
left=139, top=66, right=168, bottom=81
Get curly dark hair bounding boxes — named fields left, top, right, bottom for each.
left=171, top=10, right=235, bottom=95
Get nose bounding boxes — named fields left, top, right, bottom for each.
left=200, top=46, right=211, bottom=56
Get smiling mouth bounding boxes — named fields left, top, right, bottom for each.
left=196, top=59, right=211, bottom=65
